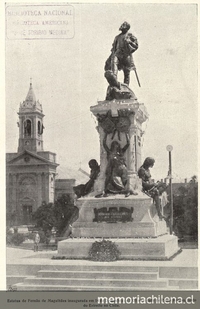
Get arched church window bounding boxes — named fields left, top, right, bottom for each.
left=38, top=120, right=44, bottom=135
left=38, top=121, right=41, bottom=135
left=24, top=119, right=31, bottom=137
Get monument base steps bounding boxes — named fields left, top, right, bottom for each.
left=11, top=263, right=198, bottom=290
left=13, top=283, right=179, bottom=291
left=9, top=253, right=198, bottom=291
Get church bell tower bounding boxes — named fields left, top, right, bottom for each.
left=18, top=81, right=44, bottom=153
left=6, top=81, right=59, bottom=225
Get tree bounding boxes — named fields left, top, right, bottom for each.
left=53, top=194, right=78, bottom=236
left=32, top=194, right=78, bottom=238
left=173, top=180, right=198, bottom=240
left=190, top=175, right=197, bottom=183
left=32, top=201, right=55, bottom=234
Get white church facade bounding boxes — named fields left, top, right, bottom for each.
left=6, top=82, right=75, bottom=225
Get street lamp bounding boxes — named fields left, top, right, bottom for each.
left=166, top=145, right=173, bottom=234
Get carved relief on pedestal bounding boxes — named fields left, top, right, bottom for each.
left=90, top=101, right=148, bottom=196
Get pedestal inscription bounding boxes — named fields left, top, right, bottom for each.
left=93, top=206, right=133, bottom=223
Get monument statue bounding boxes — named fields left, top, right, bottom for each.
left=100, top=132, right=130, bottom=197
left=138, top=157, right=167, bottom=220
left=104, top=21, right=140, bottom=100
left=73, top=159, right=100, bottom=198
left=57, top=21, right=179, bottom=263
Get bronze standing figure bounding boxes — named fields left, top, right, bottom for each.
left=105, top=21, right=139, bottom=86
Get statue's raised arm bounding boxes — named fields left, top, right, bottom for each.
left=103, top=133, right=111, bottom=154
left=121, top=133, right=130, bottom=153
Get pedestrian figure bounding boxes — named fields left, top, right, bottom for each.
left=34, top=231, right=40, bottom=252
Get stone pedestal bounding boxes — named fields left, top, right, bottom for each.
left=57, top=99, right=179, bottom=260
left=72, top=193, right=167, bottom=238
left=57, top=193, right=180, bottom=260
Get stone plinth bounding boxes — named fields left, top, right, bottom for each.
left=90, top=99, right=148, bottom=122
left=72, top=193, right=167, bottom=238
left=90, top=100, right=149, bottom=195
left=58, top=235, right=179, bottom=260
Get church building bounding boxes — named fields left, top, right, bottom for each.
left=6, top=82, right=59, bottom=225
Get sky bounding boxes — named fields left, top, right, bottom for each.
left=5, top=2, right=198, bottom=182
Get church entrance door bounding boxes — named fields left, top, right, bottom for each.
left=22, top=205, right=32, bottom=225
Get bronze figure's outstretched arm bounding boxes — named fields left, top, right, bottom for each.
left=103, top=133, right=111, bottom=153
left=122, top=133, right=130, bottom=153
